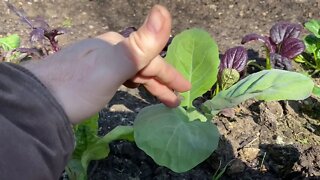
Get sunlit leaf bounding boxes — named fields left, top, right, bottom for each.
left=305, top=19, right=320, bottom=38
left=166, top=28, right=219, bottom=108
left=203, top=69, right=314, bottom=115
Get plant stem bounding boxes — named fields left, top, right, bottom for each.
left=313, top=51, right=320, bottom=71
left=212, top=159, right=235, bottom=180
left=304, top=60, right=317, bottom=69
left=260, top=152, right=267, bottom=171
left=212, top=84, right=220, bottom=98
left=265, top=50, right=272, bottom=69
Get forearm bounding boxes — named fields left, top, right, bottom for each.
left=23, top=38, right=137, bottom=123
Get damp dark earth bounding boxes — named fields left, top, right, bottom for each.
left=1, top=0, right=320, bottom=179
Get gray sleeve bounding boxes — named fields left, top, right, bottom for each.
left=0, top=62, right=74, bottom=180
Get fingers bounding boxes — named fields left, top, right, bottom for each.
left=95, top=5, right=190, bottom=107
left=143, top=78, right=180, bottom=107
left=138, top=56, right=191, bottom=92
left=115, top=5, right=172, bottom=70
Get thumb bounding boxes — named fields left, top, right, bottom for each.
left=116, top=5, right=172, bottom=70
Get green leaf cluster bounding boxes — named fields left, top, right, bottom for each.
left=0, top=34, right=20, bottom=51
left=0, top=34, right=22, bottom=63
left=133, top=28, right=315, bottom=173
left=299, top=19, right=320, bottom=74
left=134, top=29, right=221, bottom=173
left=65, top=114, right=134, bottom=180
left=66, top=28, right=315, bottom=176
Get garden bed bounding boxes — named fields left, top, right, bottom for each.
left=1, top=0, right=320, bottom=179
left=93, top=85, right=320, bottom=179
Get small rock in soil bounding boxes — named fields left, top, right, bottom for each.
left=240, top=147, right=260, bottom=162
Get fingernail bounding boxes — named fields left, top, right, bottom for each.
left=146, top=6, right=164, bottom=33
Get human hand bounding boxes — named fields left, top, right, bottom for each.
left=23, top=5, right=191, bottom=123
left=98, top=5, right=191, bottom=107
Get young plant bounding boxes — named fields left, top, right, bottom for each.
left=6, top=2, right=66, bottom=53
left=241, top=22, right=305, bottom=70
left=134, top=29, right=220, bottom=173
left=0, top=34, right=23, bottom=63
left=218, top=46, right=248, bottom=92
left=0, top=34, right=20, bottom=51
left=132, top=28, right=315, bottom=173
left=295, top=19, right=320, bottom=75
left=65, top=114, right=134, bottom=180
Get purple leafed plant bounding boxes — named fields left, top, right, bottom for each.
left=219, top=46, right=248, bottom=73
left=218, top=46, right=248, bottom=90
left=120, top=27, right=173, bottom=58
left=6, top=2, right=66, bottom=53
left=241, top=22, right=305, bottom=70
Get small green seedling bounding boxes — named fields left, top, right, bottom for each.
left=65, top=114, right=134, bottom=180
left=296, top=19, right=320, bottom=75
left=0, top=34, right=23, bottom=63
left=0, top=34, right=20, bottom=51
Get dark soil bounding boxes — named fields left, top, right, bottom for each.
left=1, top=0, right=320, bottom=179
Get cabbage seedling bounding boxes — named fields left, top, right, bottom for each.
left=242, top=22, right=305, bottom=70
left=133, top=28, right=314, bottom=173
left=65, top=114, right=134, bottom=180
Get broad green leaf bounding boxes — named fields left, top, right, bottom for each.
left=134, top=104, right=220, bottom=173
left=0, top=34, right=20, bottom=51
left=305, top=20, right=320, bottom=38
left=81, top=126, right=134, bottom=172
left=203, top=69, right=314, bottom=115
left=72, top=114, right=99, bottom=159
left=166, top=29, right=220, bottom=108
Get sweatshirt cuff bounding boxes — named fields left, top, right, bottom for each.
left=0, top=62, right=74, bottom=179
